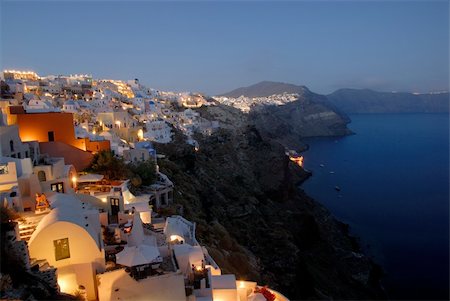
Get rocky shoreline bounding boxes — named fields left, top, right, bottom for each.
left=154, top=100, right=386, bottom=299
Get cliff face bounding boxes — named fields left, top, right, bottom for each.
left=249, top=87, right=352, bottom=150
left=328, top=88, right=450, bottom=113
left=155, top=104, right=385, bottom=300
left=218, top=82, right=353, bottom=150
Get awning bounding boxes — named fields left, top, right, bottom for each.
left=116, top=244, right=161, bottom=267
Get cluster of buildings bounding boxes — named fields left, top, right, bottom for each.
left=2, top=70, right=219, bottom=149
left=0, top=70, right=289, bottom=301
left=213, top=93, right=300, bottom=113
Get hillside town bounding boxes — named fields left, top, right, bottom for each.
left=214, top=94, right=300, bottom=113
left=0, top=70, right=291, bottom=301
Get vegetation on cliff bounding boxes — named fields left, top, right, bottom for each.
left=155, top=104, right=385, bottom=299
left=86, top=150, right=156, bottom=189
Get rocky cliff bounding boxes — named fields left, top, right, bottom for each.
left=249, top=87, right=352, bottom=150
left=328, top=88, right=449, bottom=113
left=155, top=104, right=385, bottom=300
left=218, top=82, right=353, bottom=150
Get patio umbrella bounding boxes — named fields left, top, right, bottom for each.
left=116, top=244, right=160, bottom=267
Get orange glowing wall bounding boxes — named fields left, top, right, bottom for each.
left=82, top=138, right=111, bottom=153
left=15, top=112, right=77, bottom=146
left=15, top=112, right=111, bottom=154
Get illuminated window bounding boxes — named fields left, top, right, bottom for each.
left=54, top=238, right=70, bottom=261
left=51, top=182, right=64, bottom=193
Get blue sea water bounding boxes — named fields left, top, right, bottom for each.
left=301, top=114, right=449, bottom=300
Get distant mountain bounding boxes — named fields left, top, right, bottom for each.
left=217, top=81, right=352, bottom=147
left=327, top=89, right=449, bottom=113
left=220, top=81, right=308, bottom=98
left=248, top=86, right=352, bottom=146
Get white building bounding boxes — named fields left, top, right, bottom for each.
left=0, top=125, right=31, bottom=159
left=25, top=98, right=60, bottom=113
left=98, top=130, right=130, bottom=156
left=123, top=148, right=150, bottom=163
left=97, top=269, right=186, bottom=301
left=144, top=120, right=172, bottom=143
left=62, top=100, right=80, bottom=113
left=28, top=193, right=105, bottom=300
left=33, top=157, right=77, bottom=195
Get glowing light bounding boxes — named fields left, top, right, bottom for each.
left=195, top=266, right=202, bottom=271
left=289, top=155, right=303, bottom=167
left=239, top=281, right=245, bottom=288
left=57, top=273, right=77, bottom=294
left=4, top=70, right=36, bottom=74
left=170, top=235, right=183, bottom=242
left=71, top=176, right=77, bottom=189
left=115, top=120, right=121, bottom=128
left=92, top=130, right=96, bottom=135
left=137, top=129, right=144, bottom=140
left=58, top=278, right=68, bottom=293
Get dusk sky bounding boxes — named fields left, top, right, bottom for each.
left=1, top=1, right=448, bottom=95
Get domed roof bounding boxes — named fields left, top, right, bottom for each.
left=28, top=193, right=99, bottom=247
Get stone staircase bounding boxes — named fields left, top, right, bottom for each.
left=18, top=212, right=49, bottom=242
left=29, top=258, right=51, bottom=270
left=19, top=223, right=38, bottom=242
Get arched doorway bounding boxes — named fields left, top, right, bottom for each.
left=37, top=170, right=46, bottom=182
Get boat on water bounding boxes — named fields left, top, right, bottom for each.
left=320, top=164, right=325, bottom=167
left=329, top=171, right=335, bottom=174
left=334, top=186, right=341, bottom=191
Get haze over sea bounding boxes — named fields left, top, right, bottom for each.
left=301, top=113, right=449, bottom=300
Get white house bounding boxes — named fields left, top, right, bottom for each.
left=62, top=100, right=80, bottom=113
left=98, top=130, right=130, bottom=156
left=33, top=157, right=77, bottom=195
left=144, top=120, right=172, bottom=144
left=28, top=193, right=105, bottom=300
left=25, top=98, right=60, bottom=113
left=0, top=124, right=31, bottom=160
